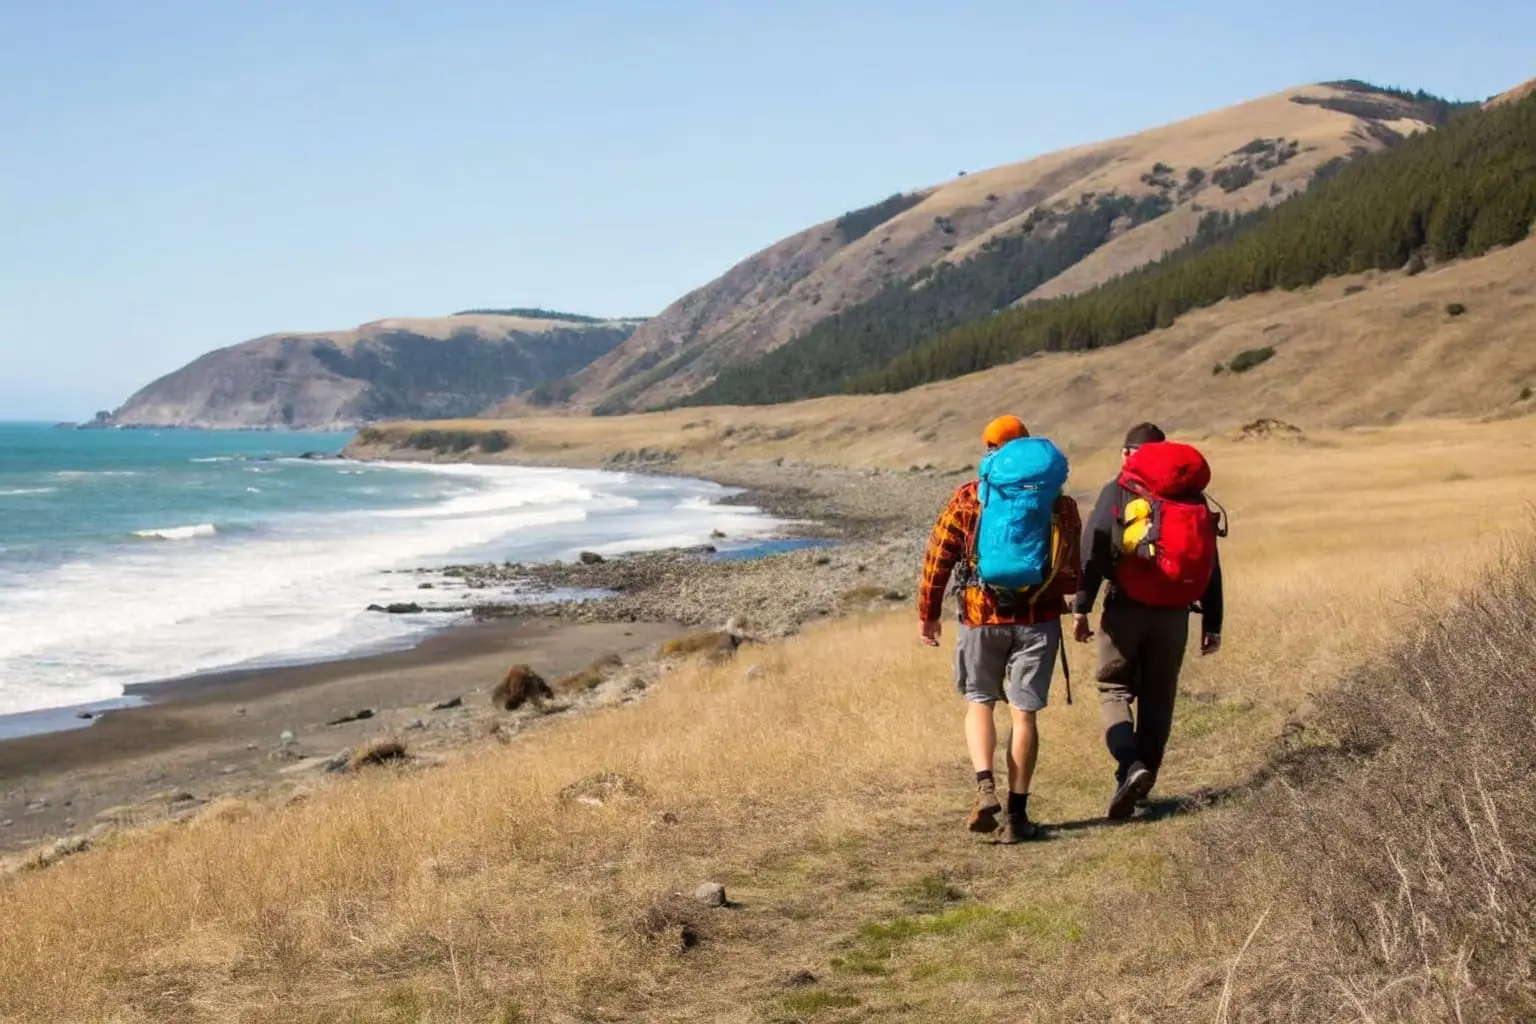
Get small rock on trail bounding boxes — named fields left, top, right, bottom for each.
left=694, top=882, right=728, bottom=907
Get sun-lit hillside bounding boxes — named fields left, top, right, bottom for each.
left=555, top=81, right=1442, bottom=413
left=359, top=234, right=1536, bottom=474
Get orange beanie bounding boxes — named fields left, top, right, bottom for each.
left=982, top=415, right=1028, bottom=448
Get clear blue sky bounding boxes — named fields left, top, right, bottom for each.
left=1, top=0, right=1529, bottom=419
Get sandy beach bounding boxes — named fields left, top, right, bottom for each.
left=0, top=460, right=977, bottom=857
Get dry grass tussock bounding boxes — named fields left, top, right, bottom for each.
left=1, top=423, right=1535, bottom=1021
left=1158, top=544, right=1536, bottom=1022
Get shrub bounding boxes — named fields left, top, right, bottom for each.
left=1172, top=542, right=1536, bottom=1021
left=1520, top=386, right=1532, bottom=401
left=1185, top=166, right=1206, bottom=186
left=478, top=430, right=514, bottom=454
left=1446, top=302, right=1468, bottom=316
left=1344, top=284, right=1366, bottom=295
left=1406, top=252, right=1427, bottom=275
left=1212, top=363, right=1225, bottom=375
left=1229, top=346, right=1276, bottom=373
left=1211, top=164, right=1258, bottom=193
left=401, top=429, right=512, bottom=454
left=835, top=192, right=924, bottom=244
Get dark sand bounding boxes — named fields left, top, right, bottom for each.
left=0, top=617, right=679, bottom=853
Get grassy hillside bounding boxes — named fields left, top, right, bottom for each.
left=347, top=232, right=1536, bottom=475
left=451, top=309, right=650, bottom=324
left=108, top=315, right=638, bottom=430
left=557, top=81, right=1439, bottom=414
left=683, top=192, right=1175, bottom=407
left=687, top=88, right=1534, bottom=405
left=4, top=418, right=1535, bottom=1022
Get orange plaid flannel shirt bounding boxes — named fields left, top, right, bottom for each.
left=918, top=481, right=1083, bottom=627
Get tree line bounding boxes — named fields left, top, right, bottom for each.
left=848, top=90, right=1535, bottom=395
left=684, top=192, right=1172, bottom=406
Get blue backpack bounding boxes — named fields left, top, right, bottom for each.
left=973, top=436, right=1070, bottom=591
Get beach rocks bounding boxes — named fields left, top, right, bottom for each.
left=492, top=665, right=553, bottom=711
left=367, top=602, right=424, bottom=615
left=18, top=833, right=93, bottom=873
left=579, top=551, right=606, bottom=565
left=346, top=740, right=408, bottom=771
left=325, top=708, right=375, bottom=726
left=694, top=882, right=728, bottom=907
left=270, top=730, right=301, bottom=761
left=431, top=696, right=463, bottom=711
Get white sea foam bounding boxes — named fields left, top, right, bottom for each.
left=133, top=523, right=218, bottom=541
left=0, top=463, right=785, bottom=716
left=0, top=487, right=57, bottom=496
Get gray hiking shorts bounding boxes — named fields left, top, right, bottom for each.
left=955, top=620, right=1061, bottom=712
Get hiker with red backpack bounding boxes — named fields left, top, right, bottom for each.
left=919, top=415, right=1082, bottom=843
left=1072, top=423, right=1226, bottom=821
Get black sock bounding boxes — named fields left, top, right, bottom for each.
left=976, top=769, right=994, bottom=785
left=1008, top=792, right=1029, bottom=816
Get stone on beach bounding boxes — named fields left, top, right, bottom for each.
left=492, top=665, right=553, bottom=711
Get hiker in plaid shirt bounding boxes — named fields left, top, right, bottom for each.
left=918, top=416, right=1082, bottom=842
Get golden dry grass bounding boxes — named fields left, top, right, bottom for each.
left=357, top=236, right=1536, bottom=479
left=245, top=314, right=610, bottom=352
left=4, top=417, right=1536, bottom=1022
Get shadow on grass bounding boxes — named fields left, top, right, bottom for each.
left=1042, top=786, right=1241, bottom=835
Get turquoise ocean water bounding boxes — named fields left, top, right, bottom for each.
left=0, top=423, right=778, bottom=717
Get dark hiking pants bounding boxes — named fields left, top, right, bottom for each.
left=1094, top=601, right=1189, bottom=783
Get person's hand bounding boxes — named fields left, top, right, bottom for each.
left=1201, top=632, right=1222, bottom=656
left=1072, top=613, right=1094, bottom=643
left=920, top=620, right=942, bottom=647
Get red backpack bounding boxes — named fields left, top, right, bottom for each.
left=1113, top=442, right=1226, bottom=608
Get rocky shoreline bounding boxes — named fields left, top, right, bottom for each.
left=0, top=460, right=968, bottom=863
left=400, top=462, right=968, bottom=640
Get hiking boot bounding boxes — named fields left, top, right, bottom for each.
left=968, top=778, right=1002, bottom=834
left=1108, top=762, right=1154, bottom=821
left=1000, top=812, right=1040, bottom=844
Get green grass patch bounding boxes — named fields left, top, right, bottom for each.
left=1176, top=695, right=1254, bottom=743
left=829, top=948, right=891, bottom=976
left=779, top=990, right=861, bottom=1016
left=908, top=960, right=978, bottom=985
left=896, top=872, right=968, bottom=913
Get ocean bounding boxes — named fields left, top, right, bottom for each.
left=0, top=423, right=782, bottom=717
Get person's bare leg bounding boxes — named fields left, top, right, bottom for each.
left=966, top=701, right=997, bottom=773
left=1006, top=707, right=1039, bottom=796
left=965, top=701, right=1001, bottom=833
